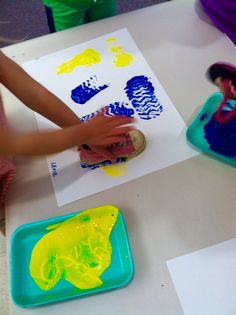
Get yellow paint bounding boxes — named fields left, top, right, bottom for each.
left=106, top=37, right=134, bottom=67
left=29, top=205, right=118, bottom=291
left=56, top=48, right=101, bottom=74
left=101, top=163, right=126, bottom=177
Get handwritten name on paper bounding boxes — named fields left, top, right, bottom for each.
left=51, top=162, right=58, bottom=177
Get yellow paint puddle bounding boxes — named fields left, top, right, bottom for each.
left=29, top=205, right=118, bottom=290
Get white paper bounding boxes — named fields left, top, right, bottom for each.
left=23, top=28, right=198, bottom=206
left=167, top=238, right=236, bottom=315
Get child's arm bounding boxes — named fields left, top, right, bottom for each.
left=0, top=51, right=134, bottom=158
left=0, top=114, right=133, bottom=156
left=0, top=51, right=80, bottom=128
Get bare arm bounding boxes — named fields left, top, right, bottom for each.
left=0, top=114, right=134, bottom=156
left=0, top=51, right=80, bottom=127
left=0, top=51, right=134, bottom=157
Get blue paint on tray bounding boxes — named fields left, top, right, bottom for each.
left=124, top=75, right=163, bottom=120
left=80, top=101, right=134, bottom=122
left=204, top=102, right=236, bottom=158
left=200, top=112, right=207, bottom=121
left=71, top=75, right=109, bottom=104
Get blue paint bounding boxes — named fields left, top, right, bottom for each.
left=80, top=111, right=97, bottom=122
left=124, top=75, right=163, bottom=120
left=200, top=112, right=207, bottom=121
left=80, top=157, right=126, bottom=169
left=204, top=102, right=236, bottom=158
left=106, top=102, right=134, bottom=117
left=80, top=102, right=134, bottom=122
left=71, top=75, right=109, bottom=104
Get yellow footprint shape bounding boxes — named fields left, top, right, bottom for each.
left=56, top=48, right=101, bottom=74
left=106, top=37, right=134, bottom=67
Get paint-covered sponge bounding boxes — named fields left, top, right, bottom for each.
left=29, top=205, right=118, bottom=291
left=207, top=62, right=236, bottom=85
left=80, top=129, right=146, bottom=168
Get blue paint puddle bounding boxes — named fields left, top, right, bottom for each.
left=124, top=75, right=163, bottom=120
left=81, top=157, right=126, bottom=169
left=204, top=102, right=236, bottom=158
left=80, top=101, right=134, bottom=122
left=71, top=75, right=109, bottom=104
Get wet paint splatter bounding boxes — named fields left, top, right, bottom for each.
left=71, top=76, right=109, bottom=104
left=56, top=48, right=101, bottom=74
left=124, top=75, right=163, bottom=120
left=204, top=102, right=236, bottom=158
left=80, top=101, right=134, bottom=122
left=106, top=37, right=134, bottom=67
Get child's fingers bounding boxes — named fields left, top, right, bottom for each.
left=108, top=126, right=134, bottom=136
left=100, top=136, right=125, bottom=146
left=108, top=116, right=136, bottom=127
left=96, top=106, right=108, bottom=116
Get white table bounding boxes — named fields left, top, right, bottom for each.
left=2, top=0, right=236, bottom=314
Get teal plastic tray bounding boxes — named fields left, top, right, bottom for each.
left=10, top=207, right=134, bottom=308
left=186, top=92, right=236, bottom=167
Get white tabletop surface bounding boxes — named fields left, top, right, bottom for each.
left=2, top=0, right=236, bottom=314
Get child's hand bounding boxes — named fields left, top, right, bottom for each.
left=83, top=114, right=135, bottom=147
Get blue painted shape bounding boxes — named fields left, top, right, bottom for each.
left=80, top=157, right=126, bottom=169
left=124, top=75, right=163, bottom=120
left=80, top=102, right=134, bottom=122
left=204, top=103, right=236, bottom=158
left=71, top=75, right=109, bottom=104
left=106, top=102, right=134, bottom=117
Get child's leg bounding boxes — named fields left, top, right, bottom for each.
left=86, top=0, right=117, bottom=23
left=45, top=2, right=88, bottom=32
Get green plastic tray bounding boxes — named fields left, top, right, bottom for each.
left=186, top=92, right=236, bottom=167
left=10, top=207, right=134, bottom=308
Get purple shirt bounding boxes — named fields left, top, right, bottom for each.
left=200, top=0, right=236, bottom=44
